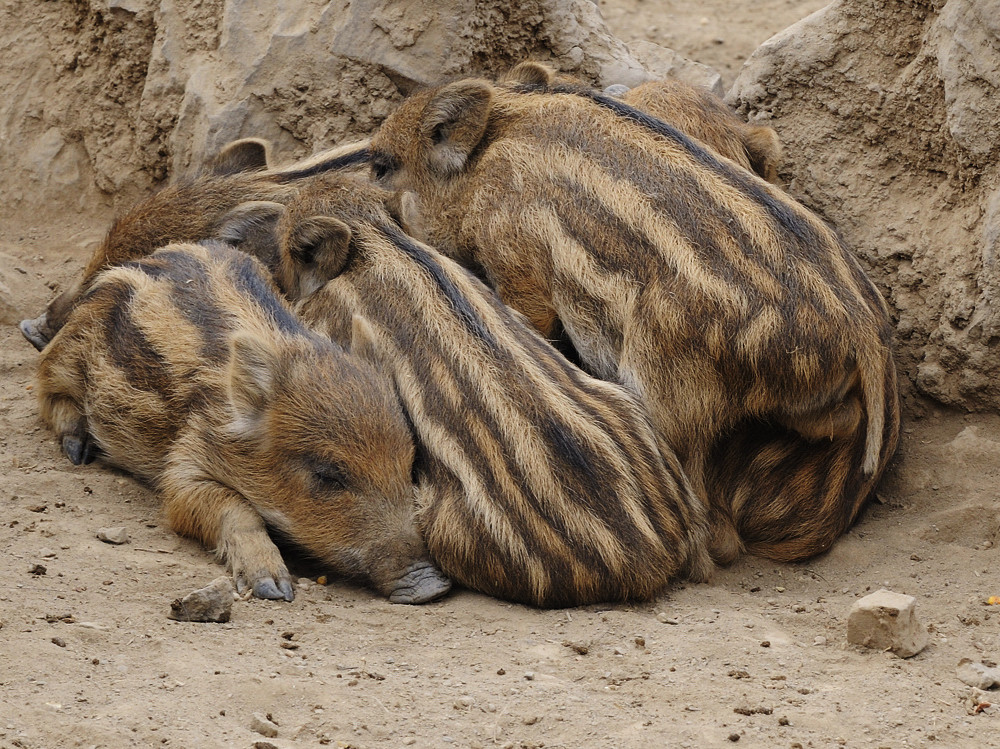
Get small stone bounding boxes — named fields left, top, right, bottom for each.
left=496, top=668, right=506, bottom=676
left=28, top=504, right=47, bottom=513
left=728, top=734, right=741, bottom=742
left=563, top=640, right=589, bottom=655
left=28, top=564, right=47, bottom=576
left=814, top=636, right=827, bottom=646
left=956, top=659, right=1000, bottom=690
left=252, top=742, right=279, bottom=749
left=523, top=671, right=535, bottom=681
left=51, top=637, right=66, bottom=648
left=402, top=739, right=417, bottom=746
left=454, top=695, right=474, bottom=709
left=97, top=526, right=129, bottom=544
left=634, top=636, right=646, bottom=648
left=38, top=548, right=57, bottom=559
left=847, top=589, right=928, bottom=657
left=168, top=577, right=235, bottom=623
left=760, top=641, right=771, bottom=648
left=523, top=716, right=539, bottom=725
left=250, top=712, right=279, bottom=738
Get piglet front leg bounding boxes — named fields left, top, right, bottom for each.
left=159, top=467, right=295, bottom=602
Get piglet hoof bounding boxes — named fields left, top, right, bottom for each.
left=62, top=435, right=98, bottom=466
left=19, top=315, right=49, bottom=352
left=387, top=561, right=452, bottom=604
left=236, top=571, right=295, bottom=602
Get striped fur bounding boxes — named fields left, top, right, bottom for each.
left=278, top=175, right=712, bottom=607
left=502, top=62, right=782, bottom=184
left=368, top=77, right=901, bottom=563
left=36, top=242, right=449, bottom=603
left=20, top=139, right=371, bottom=351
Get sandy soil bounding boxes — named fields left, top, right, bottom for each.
left=2, top=2, right=999, bottom=748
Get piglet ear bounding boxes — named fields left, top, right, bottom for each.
left=502, top=61, right=556, bottom=87
left=206, top=138, right=272, bottom=176
left=349, top=314, right=382, bottom=367
left=744, top=126, right=783, bottom=185
left=422, top=80, right=493, bottom=177
left=228, top=333, right=278, bottom=433
left=282, top=216, right=353, bottom=300
left=213, top=201, right=286, bottom=247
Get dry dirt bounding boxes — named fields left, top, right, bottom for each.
left=1, top=2, right=998, bottom=748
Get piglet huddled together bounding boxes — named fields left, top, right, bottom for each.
left=21, top=61, right=900, bottom=608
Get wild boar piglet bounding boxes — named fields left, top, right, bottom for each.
left=36, top=241, right=449, bottom=604
left=275, top=175, right=712, bottom=607
left=369, top=71, right=899, bottom=565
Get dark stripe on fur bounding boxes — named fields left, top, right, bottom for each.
left=272, top=147, right=371, bottom=183
left=212, top=243, right=304, bottom=338
left=129, top=248, right=230, bottom=364
left=383, top=224, right=503, bottom=353
left=544, top=84, right=823, bottom=247
left=97, top=282, right=172, bottom=395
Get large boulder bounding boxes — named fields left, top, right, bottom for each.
left=730, top=0, right=1000, bottom=412
left=0, top=0, right=718, bottom=216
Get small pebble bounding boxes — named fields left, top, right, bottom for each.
left=402, top=739, right=417, bottom=746
left=97, top=526, right=129, bottom=545
left=51, top=637, right=66, bottom=648
left=29, top=564, right=47, bottom=576
left=814, top=636, right=827, bottom=646
left=523, top=671, right=535, bottom=681
left=523, top=716, right=539, bottom=725
left=250, top=712, right=279, bottom=738
left=728, top=733, right=741, bottom=742
left=760, top=641, right=771, bottom=648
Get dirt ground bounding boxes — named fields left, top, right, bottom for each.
left=2, top=2, right=999, bottom=748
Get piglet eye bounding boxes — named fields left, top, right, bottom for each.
left=313, top=463, right=349, bottom=492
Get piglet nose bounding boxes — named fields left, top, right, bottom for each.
left=387, top=561, right=452, bottom=604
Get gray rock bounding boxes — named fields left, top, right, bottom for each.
left=96, top=526, right=130, bottom=545
left=627, top=40, right=724, bottom=97
left=730, top=0, right=1000, bottom=413
left=933, top=0, right=1000, bottom=162
left=847, top=589, right=928, bottom=658
left=956, top=658, right=1000, bottom=690
left=168, top=576, right=235, bottom=623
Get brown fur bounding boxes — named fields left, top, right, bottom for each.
left=20, top=139, right=371, bottom=351
left=276, top=174, right=712, bottom=607
left=36, top=241, right=450, bottom=603
left=502, top=62, right=783, bottom=183
left=369, top=76, right=900, bottom=564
